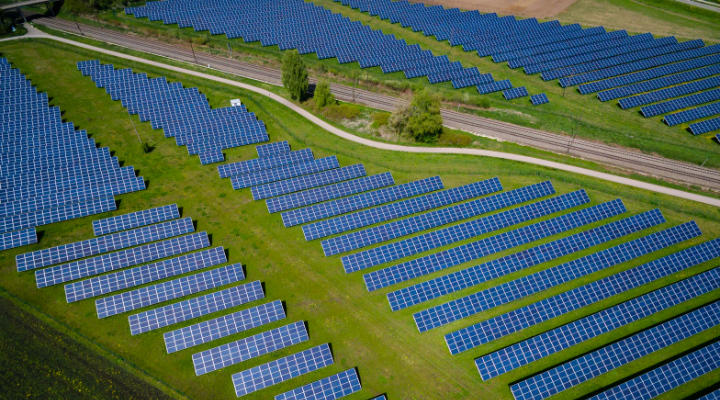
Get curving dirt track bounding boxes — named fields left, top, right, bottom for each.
left=409, top=0, right=579, bottom=17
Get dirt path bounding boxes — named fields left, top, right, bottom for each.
left=408, top=0, right=579, bottom=17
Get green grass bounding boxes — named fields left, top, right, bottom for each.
left=1, top=38, right=719, bottom=399
left=55, top=1, right=720, bottom=171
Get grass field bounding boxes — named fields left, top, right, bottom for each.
left=1, top=38, right=719, bottom=399
left=52, top=0, right=720, bottom=172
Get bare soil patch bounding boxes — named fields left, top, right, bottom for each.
left=409, top=0, right=579, bottom=17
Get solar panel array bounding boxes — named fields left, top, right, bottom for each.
left=218, top=148, right=314, bottom=179
left=78, top=60, right=269, bottom=164
left=589, top=340, right=720, bottom=400
left=690, top=116, right=720, bottom=135
left=326, top=0, right=720, bottom=131
left=530, top=93, right=549, bottom=105
left=96, top=263, right=245, bottom=318
left=664, top=101, right=720, bottom=126
left=251, top=164, right=367, bottom=200
left=256, top=141, right=290, bottom=158
left=164, top=300, right=286, bottom=353
left=125, top=0, right=515, bottom=97
left=510, top=300, right=720, bottom=400
left=502, top=87, right=528, bottom=100
left=475, top=267, right=720, bottom=380
left=231, top=343, right=334, bottom=397
left=16, top=217, right=194, bottom=272
left=193, top=321, right=309, bottom=375
left=0, top=59, right=145, bottom=250
left=92, top=204, right=179, bottom=236
left=274, top=368, right=362, bottom=400
left=232, top=156, right=340, bottom=190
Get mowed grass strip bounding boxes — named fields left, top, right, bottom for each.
left=0, top=39, right=718, bottom=399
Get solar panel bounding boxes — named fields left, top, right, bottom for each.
left=96, top=263, right=245, bottom=318
left=445, top=234, right=720, bottom=355
left=414, top=216, right=687, bottom=332
left=164, top=300, right=285, bottom=353
left=476, top=266, right=720, bottom=380
left=193, top=321, right=309, bottom=375
left=231, top=156, right=340, bottom=190
left=663, top=101, right=720, bottom=126
left=129, top=280, right=264, bottom=335
left=530, top=93, right=549, bottom=105
left=1, top=195, right=118, bottom=234
left=0, top=228, right=37, bottom=251
left=274, top=368, right=361, bottom=400
left=689, top=116, right=720, bottom=135
left=502, top=87, right=529, bottom=100
left=231, top=344, right=334, bottom=397
left=589, top=341, right=720, bottom=400
left=351, top=189, right=589, bottom=277
left=388, top=208, right=663, bottom=311
left=252, top=164, right=366, bottom=200
left=323, top=180, right=551, bottom=257
left=698, top=390, right=720, bottom=400
left=17, top=217, right=194, bottom=272
left=303, top=178, right=499, bottom=241
left=257, top=141, right=291, bottom=158
left=218, top=148, right=314, bottom=178
left=35, top=232, right=210, bottom=288
left=65, top=246, right=227, bottom=303
left=369, top=396, right=388, bottom=400
left=510, top=300, right=720, bottom=400
left=267, top=172, right=394, bottom=213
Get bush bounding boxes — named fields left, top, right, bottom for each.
left=281, top=50, right=309, bottom=101
left=372, top=112, right=389, bottom=128
left=388, top=89, right=443, bottom=143
left=314, top=81, right=335, bottom=108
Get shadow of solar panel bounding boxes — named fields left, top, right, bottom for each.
left=129, top=280, right=264, bottom=335
left=476, top=267, right=720, bottom=380
left=164, top=300, right=285, bottom=353
left=510, top=301, right=720, bottom=400
left=231, top=343, right=334, bottom=397
left=96, top=263, right=245, bottom=318
left=92, top=204, right=179, bottom=236
left=274, top=368, right=361, bottom=400
left=288, top=176, right=443, bottom=230
left=323, top=180, right=550, bottom=257
left=589, top=341, right=720, bottom=400
left=65, top=246, right=227, bottom=303
left=17, top=217, right=194, bottom=272
left=388, top=208, right=663, bottom=311
left=267, top=172, right=395, bottom=214
left=193, top=321, right=309, bottom=375
left=35, top=232, right=209, bottom=288
left=446, top=234, right=720, bottom=355
left=414, top=219, right=695, bottom=332
left=252, top=164, right=366, bottom=200
left=349, top=189, right=588, bottom=275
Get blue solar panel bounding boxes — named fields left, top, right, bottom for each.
left=303, top=178, right=498, bottom=241
left=193, top=321, right=309, bottom=375
left=164, top=300, right=285, bottom=353
left=502, top=87, right=529, bottom=100
left=388, top=208, right=663, bottom=311
left=92, top=204, right=179, bottom=236
left=475, top=267, right=720, bottom=380
left=510, top=301, right=720, bottom=400
left=231, top=344, right=334, bottom=397
left=17, top=217, right=194, bottom=272
left=290, top=176, right=444, bottom=231
left=414, top=216, right=688, bottom=332
left=218, top=148, right=314, bottom=178
left=690, top=116, right=720, bottom=135
left=621, top=77, right=720, bottom=109
left=530, top=93, right=549, bottom=105
left=590, top=341, right=720, bottom=400
left=256, top=141, right=291, bottom=158
left=198, top=148, right=225, bottom=165
left=351, top=189, right=588, bottom=276
left=252, top=164, right=366, bottom=200
left=231, top=156, right=339, bottom=189
left=0, top=228, right=37, bottom=251
left=598, top=64, right=720, bottom=102
left=324, top=181, right=551, bottom=257
left=445, top=234, right=720, bottom=355
left=1, top=195, right=119, bottom=234
left=35, top=232, right=210, bottom=288
left=275, top=368, right=362, bottom=400
left=129, top=280, right=264, bottom=335
left=267, top=173, right=394, bottom=213
left=663, top=101, right=720, bottom=125
left=96, top=263, right=245, bottom=318
left=65, top=246, right=227, bottom=303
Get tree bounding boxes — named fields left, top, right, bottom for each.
left=388, top=89, right=443, bottom=143
left=281, top=50, right=309, bottom=101
left=314, top=80, right=335, bottom=108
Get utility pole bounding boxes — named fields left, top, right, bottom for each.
left=190, top=41, right=198, bottom=63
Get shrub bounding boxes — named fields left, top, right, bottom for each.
left=314, top=81, right=335, bottom=108
left=388, top=89, right=443, bottom=143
